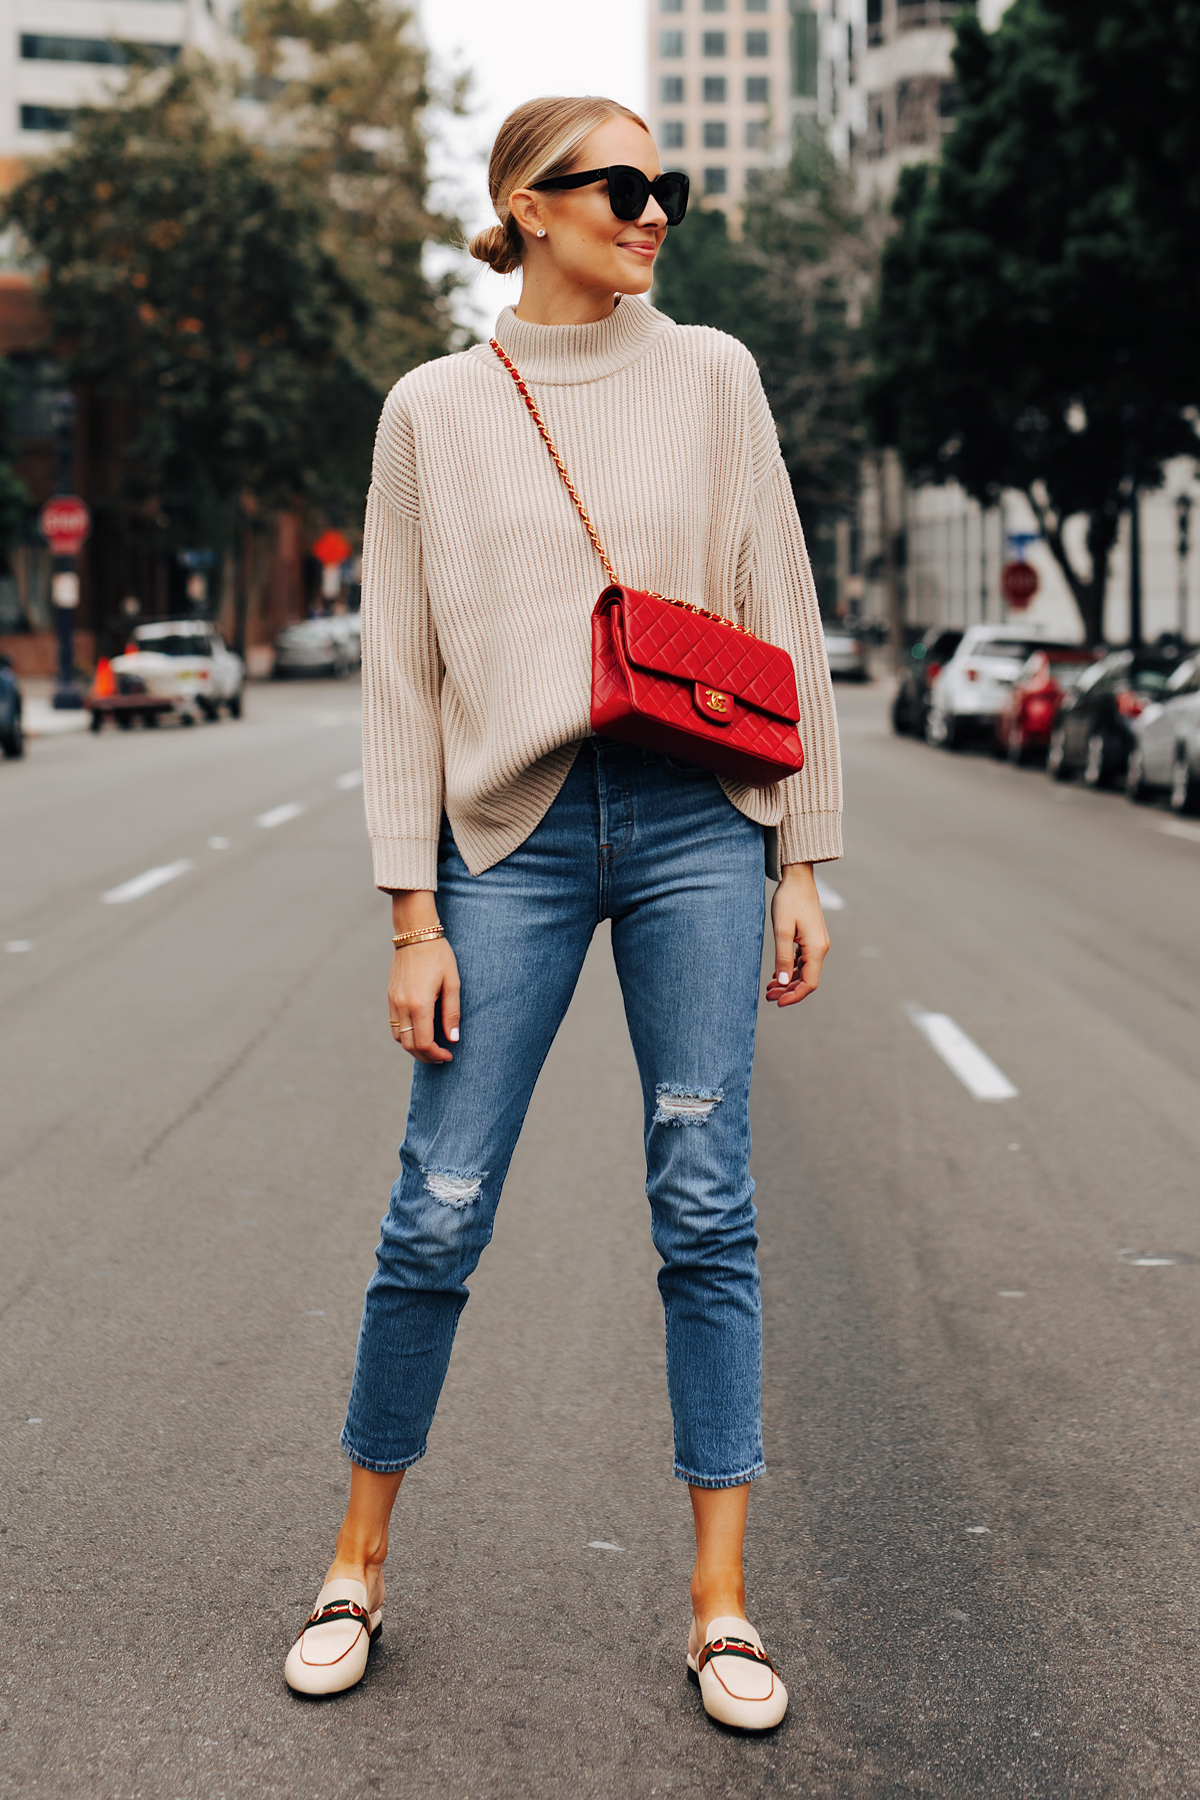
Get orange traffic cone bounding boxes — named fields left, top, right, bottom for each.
left=93, top=657, right=115, bottom=699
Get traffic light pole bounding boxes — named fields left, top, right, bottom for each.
left=50, top=392, right=83, bottom=711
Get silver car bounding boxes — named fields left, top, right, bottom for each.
left=1126, top=653, right=1200, bottom=813
left=823, top=620, right=869, bottom=681
left=274, top=618, right=355, bottom=678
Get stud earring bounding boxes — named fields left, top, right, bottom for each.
left=536, top=228, right=546, bottom=238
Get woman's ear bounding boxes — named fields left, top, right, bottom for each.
left=508, top=188, right=546, bottom=240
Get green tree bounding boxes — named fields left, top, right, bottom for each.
left=656, top=145, right=878, bottom=519
left=5, top=61, right=380, bottom=564
left=0, top=361, right=30, bottom=566
left=865, top=1, right=1200, bottom=646
left=241, top=0, right=466, bottom=390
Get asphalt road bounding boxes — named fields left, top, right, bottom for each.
left=2, top=675, right=1200, bottom=1799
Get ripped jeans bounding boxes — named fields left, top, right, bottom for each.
left=341, top=738, right=767, bottom=1487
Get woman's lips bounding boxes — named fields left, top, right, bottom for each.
left=618, top=241, right=658, bottom=258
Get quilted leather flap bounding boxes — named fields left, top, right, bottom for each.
left=614, top=587, right=800, bottom=722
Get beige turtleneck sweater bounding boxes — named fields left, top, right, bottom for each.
left=361, top=299, right=842, bottom=891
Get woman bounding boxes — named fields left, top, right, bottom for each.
left=285, top=94, right=842, bottom=1731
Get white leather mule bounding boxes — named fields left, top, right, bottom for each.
left=284, top=1578, right=382, bottom=1697
left=687, top=1614, right=788, bottom=1731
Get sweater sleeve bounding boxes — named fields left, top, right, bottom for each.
left=728, top=363, right=843, bottom=867
left=360, top=392, right=445, bottom=892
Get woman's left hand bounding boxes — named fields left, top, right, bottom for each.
left=766, top=862, right=830, bottom=1008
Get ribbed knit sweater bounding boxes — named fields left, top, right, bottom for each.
left=361, top=298, right=842, bottom=891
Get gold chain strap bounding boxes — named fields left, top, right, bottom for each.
left=489, top=337, right=752, bottom=637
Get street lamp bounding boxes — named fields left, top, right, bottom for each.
left=1177, top=492, right=1193, bottom=643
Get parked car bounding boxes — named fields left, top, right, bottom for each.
left=993, top=647, right=1096, bottom=763
left=274, top=617, right=356, bottom=678
left=326, top=611, right=362, bottom=669
left=892, top=627, right=963, bottom=735
left=0, top=653, right=22, bottom=758
left=1048, top=646, right=1187, bottom=787
left=822, top=618, right=869, bottom=681
left=927, top=625, right=1076, bottom=749
left=110, top=620, right=245, bottom=723
left=1125, top=652, right=1200, bottom=813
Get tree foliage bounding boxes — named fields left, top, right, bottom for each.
left=865, top=0, right=1200, bottom=645
left=241, top=0, right=465, bottom=390
left=0, top=361, right=30, bottom=565
left=6, top=63, right=381, bottom=552
left=654, top=145, right=879, bottom=518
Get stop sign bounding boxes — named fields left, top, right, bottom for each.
left=312, top=528, right=352, bottom=567
left=40, top=495, right=91, bottom=556
left=1001, top=559, right=1039, bottom=609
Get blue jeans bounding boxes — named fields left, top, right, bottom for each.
left=342, top=740, right=767, bottom=1487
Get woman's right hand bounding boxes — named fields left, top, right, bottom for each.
left=388, top=939, right=461, bottom=1063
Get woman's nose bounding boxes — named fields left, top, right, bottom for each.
left=638, top=195, right=669, bottom=228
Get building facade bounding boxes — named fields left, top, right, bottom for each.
left=0, top=0, right=232, bottom=184
left=647, top=0, right=823, bottom=207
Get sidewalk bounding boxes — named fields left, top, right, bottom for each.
left=21, top=679, right=90, bottom=738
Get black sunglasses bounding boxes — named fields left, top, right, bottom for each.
left=531, top=165, right=690, bottom=228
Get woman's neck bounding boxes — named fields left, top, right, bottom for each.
left=512, top=267, right=619, bottom=327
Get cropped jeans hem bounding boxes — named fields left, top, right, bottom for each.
left=340, top=1432, right=427, bottom=1475
left=674, top=1460, right=766, bottom=1489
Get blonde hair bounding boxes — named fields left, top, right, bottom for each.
left=468, top=95, right=650, bottom=276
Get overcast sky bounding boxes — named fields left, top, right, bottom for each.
left=417, top=0, right=649, bottom=328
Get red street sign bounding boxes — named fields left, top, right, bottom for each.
left=312, top=528, right=352, bottom=567
left=1001, top=559, right=1039, bottom=609
left=40, top=495, right=92, bottom=556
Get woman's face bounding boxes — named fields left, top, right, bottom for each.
left=510, top=116, right=670, bottom=299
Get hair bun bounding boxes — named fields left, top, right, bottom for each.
left=468, top=220, right=523, bottom=276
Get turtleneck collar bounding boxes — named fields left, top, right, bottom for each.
left=485, top=298, right=672, bottom=386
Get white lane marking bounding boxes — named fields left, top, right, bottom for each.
left=26, top=1417, right=42, bottom=1424
left=1160, top=820, right=1200, bottom=845
left=208, top=835, right=231, bottom=850
left=101, top=859, right=194, bottom=905
left=905, top=1004, right=1019, bottom=1101
left=815, top=876, right=846, bottom=911
left=966, top=1526, right=990, bottom=1535
left=587, top=1540, right=625, bottom=1552
left=5, top=939, right=32, bottom=952
left=335, top=769, right=363, bottom=790
left=998, top=1290, right=1026, bottom=1298
left=256, top=802, right=305, bottom=829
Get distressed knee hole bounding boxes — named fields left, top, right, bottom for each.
left=421, top=1165, right=486, bottom=1208
left=653, top=1084, right=724, bottom=1126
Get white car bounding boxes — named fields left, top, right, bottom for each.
left=822, top=619, right=869, bottom=681
left=326, top=611, right=362, bottom=669
left=112, top=621, right=245, bottom=722
left=273, top=616, right=358, bottom=678
left=926, top=624, right=1075, bottom=749
left=1126, top=652, right=1200, bottom=813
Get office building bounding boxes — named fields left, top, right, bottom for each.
left=0, top=0, right=234, bottom=183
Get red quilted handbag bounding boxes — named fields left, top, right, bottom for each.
left=491, top=339, right=804, bottom=789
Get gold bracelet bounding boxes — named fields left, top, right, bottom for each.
left=392, top=925, right=445, bottom=948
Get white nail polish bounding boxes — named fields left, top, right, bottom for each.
left=449, top=1027, right=460, bottom=1042
left=778, top=972, right=790, bottom=984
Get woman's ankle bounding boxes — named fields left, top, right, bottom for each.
left=691, top=1572, right=747, bottom=1633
